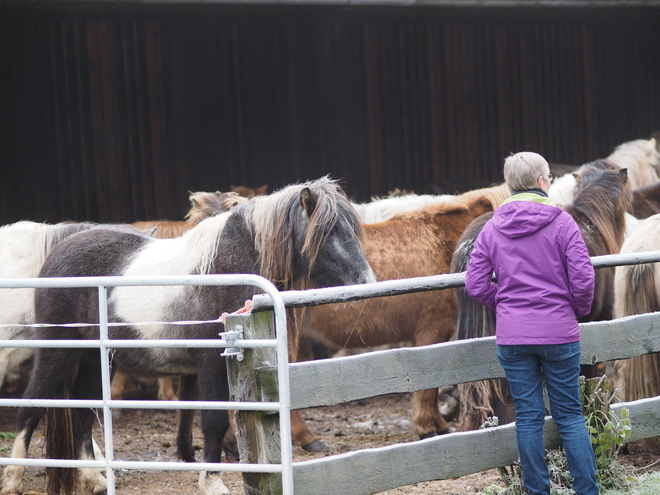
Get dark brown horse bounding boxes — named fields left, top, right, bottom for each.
left=452, top=165, right=631, bottom=431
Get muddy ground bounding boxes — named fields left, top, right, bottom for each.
left=0, top=382, right=657, bottom=495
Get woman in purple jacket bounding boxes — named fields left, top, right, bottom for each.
left=465, top=152, right=599, bottom=495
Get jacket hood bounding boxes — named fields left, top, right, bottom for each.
left=493, top=193, right=562, bottom=239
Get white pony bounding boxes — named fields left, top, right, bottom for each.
left=353, top=193, right=463, bottom=224
left=0, top=221, right=105, bottom=391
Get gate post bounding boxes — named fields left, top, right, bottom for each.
left=225, top=310, right=283, bottom=494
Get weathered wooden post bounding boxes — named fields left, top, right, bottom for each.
left=225, top=310, right=283, bottom=495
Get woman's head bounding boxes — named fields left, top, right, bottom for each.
left=503, top=152, right=552, bottom=193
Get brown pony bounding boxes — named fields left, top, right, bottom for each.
left=292, top=183, right=511, bottom=449
left=452, top=164, right=631, bottom=431
left=131, top=190, right=246, bottom=237
left=111, top=191, right=247, bottom=402
left=229, top=183, right=268, bottom=198
left=631, top=180, right=660, bottom=219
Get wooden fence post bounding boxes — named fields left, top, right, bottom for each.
left=225, top=310, right=283, bottom=495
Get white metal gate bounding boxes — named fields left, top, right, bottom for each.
left=0, top=273, right=294, bottom=494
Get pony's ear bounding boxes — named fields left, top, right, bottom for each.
left=619, top=168, right=628, bottom=182
left=300, top=187, right=317, bottom=217
left=256, top=185, right=268, bottom=195
left=188, top=194, right=201, bottom=210
left=141, top=227, right=158, bottom=237
left=572, top=173, right=579, bottom=179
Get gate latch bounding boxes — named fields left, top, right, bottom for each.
left=220, top=325, right=244, bottom=361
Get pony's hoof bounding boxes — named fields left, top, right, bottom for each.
left=302, top=439, right=331, bottom=452
left=2, top=465, right=24, bottom=495
left=418, top=431, right=438, bottom=440
left=199, top=471, right=229, bottom=495
left=79, top=467, right=107, bottom=495
left=177, top=445, right=197, bottom=463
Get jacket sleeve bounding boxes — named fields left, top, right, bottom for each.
left=465, top=228, right=498, bottom=309
left=564, top=219, right=595, bottom=318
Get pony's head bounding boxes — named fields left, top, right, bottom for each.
left=246, top=177, right=376, bottom=290
left=571, top=165, right=632, bottom=255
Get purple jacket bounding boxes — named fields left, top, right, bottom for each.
left=465, top=193, right=595, bottom=345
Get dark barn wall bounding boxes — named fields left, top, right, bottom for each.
left=1, top=4, right=659, bottom=224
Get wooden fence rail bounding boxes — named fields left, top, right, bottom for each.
left=225, top=251, right=660, bottom=494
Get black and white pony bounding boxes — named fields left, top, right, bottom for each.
left=2, top=177, right=376, bottom=495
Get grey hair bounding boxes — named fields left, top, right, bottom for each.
left=503, top=152, right=550, bottom=193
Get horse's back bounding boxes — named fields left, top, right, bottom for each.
left=39, top=226, right=150, bottom=278
left=35, top=226, right=152, bottom=328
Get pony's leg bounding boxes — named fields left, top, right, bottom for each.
left=44, top=352, right=106, bottom=495
left=412, top=311, right=454, bottom=438
left=412, top=388, right=448, bottom=438
left=0, top=347, right=25, bottom=391
left=222, top=413, right=239, bottom=462
left=72, top=408, right=106, bottom=495
left=290, top=410, right=329, bottom=452
left=1, top=406, right=44, bottom=495
left=110, top=369, right=129, bottom=400
left=198, top=356, right=230, bottom=495
left=176, top=374, right=199, bottom=462
left=2, top=347, right=79, bottom=495
left=175, top=374, right=238, bottom=463
left=287, top=307, right=330, bottom=452
left=72, top=355, right=106, bottom=495
left=157, top=377, right=178, bottom=401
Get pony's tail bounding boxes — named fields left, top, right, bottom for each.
left=450, top=220, right=510, bottom=431
left=613, top=262, right=660, bottom=449
left=614, top=262, right=659, bottom=318
left=45, top=389, right=78, bottom=494
left=458, top=379, right=509, bottom=431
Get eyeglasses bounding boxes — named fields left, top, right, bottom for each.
left=540, top=173, right=555, bottom=185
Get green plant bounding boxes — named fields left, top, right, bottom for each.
left=581, top=375, right=634, bottom=491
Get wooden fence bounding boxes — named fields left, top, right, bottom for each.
left=225, top=251, right=660, bottom=494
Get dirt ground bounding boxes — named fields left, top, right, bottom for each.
left=0, top=383, right=658, bottom=495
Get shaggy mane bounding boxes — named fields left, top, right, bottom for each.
left=567, top=166, right=631, bottom=255
left=246, top=177, right=363, bottom=288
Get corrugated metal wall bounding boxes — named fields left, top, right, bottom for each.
left=1, top=5, right=659, bottom=224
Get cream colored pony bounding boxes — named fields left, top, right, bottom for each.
left=612, top=213, right=660, bottom=449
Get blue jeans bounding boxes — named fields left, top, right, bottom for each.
left=497, top=342, right=599, bottom=495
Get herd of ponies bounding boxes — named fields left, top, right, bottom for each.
left=0, top=138, right=658, bottom=494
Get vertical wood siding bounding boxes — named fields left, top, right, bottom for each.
left=1, top=6, right=659, bottom=224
